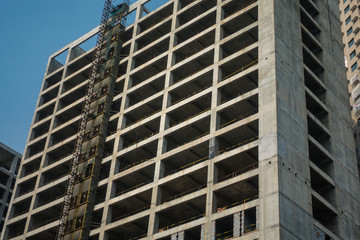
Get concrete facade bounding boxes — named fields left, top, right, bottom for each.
left=2, top=0, right=360, bottom=239
left=0, top=142, right=21, bottom=235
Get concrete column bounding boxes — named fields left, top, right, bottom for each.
left=10, top=155, right=18, bottom=173
left=211, top=221, right=216, bottom=240
left=171, top=231, right=184, bottom=240
left=257, top=0, right=280, bottom=239
left=105, top=206, right=113, bottom=224
left=240, top=210, right=245, bottom=236
left=201, top=224, right=205, bottom=240
left=256, top=205, right=259, bottom=230
left=233, top=212, right=241, bottom=237
left=171, top=233, right=177, bottom=240
left=201, top=221, right=215, bottom=240
left=178, top=231, right=185, bottom=239
left=147, top=1, right=178, bottom=237
left=203, top=1, right=222, bottom=239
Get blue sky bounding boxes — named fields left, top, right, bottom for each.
left=0, top=0, right=168, bottom=153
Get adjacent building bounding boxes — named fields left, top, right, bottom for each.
left=0, top=142, right=21, bottom=235
left=339, top=0, right=360, bottom=178
left=2, top=0, right=360, bottom=239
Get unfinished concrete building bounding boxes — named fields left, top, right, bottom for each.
left=2, top=0, right=360, bottom=239
left=339, top=0, right=360, bottom=178
left=0, top=142, right=21, bottom=235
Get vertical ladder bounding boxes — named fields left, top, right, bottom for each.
left=57, top=1, right=129, bottom=240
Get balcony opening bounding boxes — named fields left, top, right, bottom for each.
left=127, top=75, right=165, bottom=108
left=58, top=84, right=87, bottom=109
left=214, top=176, right=258, bottom=212
left=49, top=120, right=79, bottom=147
left=220, top=27, right=258, bottom=60
left=173, top=30, right=215, bottom=65
left=307, top=116, right=331, bottom=152
left=26, top=138, right=46, bottom=159
left=306, top=92, right=328, bottom=126
left=169, top=70, right=212, bottom=105
left=222, top=0, right=257, bottom=19
left=21, top=157, right=41, bottom=177
left=35, top=103, right=55, bottom=123
left=162, top=141, right=208, bottom=177
left=116, top=140, right=158, bottom=173
left=34, top=181, right=66, bottom=208
left=41, top=88, right=59, bottom=111
left=123, top=96, right=163, bottom=127
left=90, top=208, right=103, bottom=230
left=300, top=0, right=319, bottom=19
left=107, top=118, right=119, bottom=137
left=62, top=68, right=89, bottom=93
left=54, top=102, right=82, bottom=128
left=164, top=116, right=210, bottom=152
left=30, top=120, right=51, bottom=141
left=215, top=146, right=258, bottom=183
left=218, top=94, right=258, bottom=129
left=219, top=69, right=258, bottom=103
left=109, top=189, right=152, bottom=223
left=310, top=168, right=335, bottom=204
left=136, top=20, right=172, bottom=52
left=43, top=70, right=63, bottom=91
left=302, top=28, right=322, bottom=59
left=105, top=216, right=149, bottom=240
left=103, top=139, right=115, bottom=158
left=28, top=202, right=62, bottom=231
left=138, top=1, right=173, bottom=33
left=95, top=184, right=107, bottom=205
left=11, top=196, right=31, bottom=218
left=300, top=9, right=321, bottom=39
left=93, top=161, right=108, bottom=182
left=66, top=53, right=93, bottom=77
left=5, top=218, right=26, bottom=239
left=48, top=49, right=68, bottom=75
left=113, top=164, right=154, bottom=197
left=308, top=141, right=333, bottom=177
left=215, top=215, right=233, bottom=240
left=175, top=12, right=216, bottom=46
left=167, top=93, right=211, bottom=129
left=312, top=195, right=338, bottom=235
left=69, top=34, right=97, bottom=61
left=133, top=38, right=170, bottom=69
left=221, top=6, right=258, bottom=38
left=172, top=50, right=214, bottom=84
left=157, top=195, right=206, bottom=232
left=244, top=207, right=257, bottom=233
left=39, top=159, right=70, bottom=187
left=304, top=68, right=325, bottom=103
left=217, top=120, right=259, bottom=155
left=130, top=54, right=167, bottom=88
left=159, top=167, right=207, bottom=204
left=220, top=48, right=258, bottom=81
left=177, top=0, right=216, bottom=27
left=44, top=139, right=75, bottom=167
left=121, top=118, right=160, bottom=150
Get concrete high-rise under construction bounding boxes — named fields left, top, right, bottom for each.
left=2, top=0, right=360, bottom=239
left=0, top=142, right=21, bottom=235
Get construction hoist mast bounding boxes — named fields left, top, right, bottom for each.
left=57, top=1, right=129, bottom=239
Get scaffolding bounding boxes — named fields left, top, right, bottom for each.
left=57, top=1, right=129, bottom=240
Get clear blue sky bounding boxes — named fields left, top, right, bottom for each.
left=0, top=0, right=168, bottom=153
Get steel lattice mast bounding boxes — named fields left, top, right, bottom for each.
left=57, top=1, right=129, bottom=239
